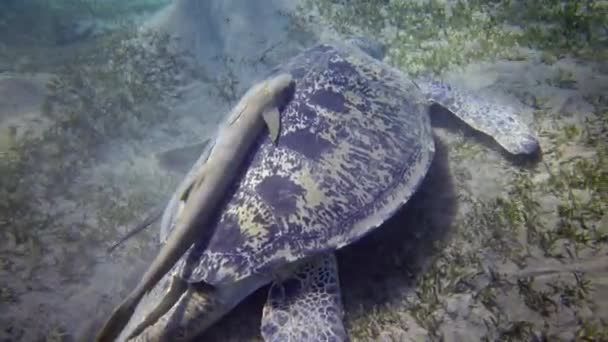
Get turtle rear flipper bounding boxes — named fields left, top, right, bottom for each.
left=261, top=253, right=347, bottom=342
left=417, top=78, right=540, bottom=155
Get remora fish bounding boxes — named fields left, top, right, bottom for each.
left=106, top=139, right=212, bottom=254
left=95, top=73, right=294, bottom=342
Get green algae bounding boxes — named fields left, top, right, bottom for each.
left=0, top=19, right=186, bottom=340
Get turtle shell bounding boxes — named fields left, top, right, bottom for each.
left=174, top=42, right=435, bottom=285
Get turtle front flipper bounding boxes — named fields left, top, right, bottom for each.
left=416, top=78, right=540, bottom=155
left=261, top=253, right=347, bottom=342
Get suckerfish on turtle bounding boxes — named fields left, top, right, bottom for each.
left=106, top=140, right=213, bottom=254
left=95, top=72, right=294, bottom=342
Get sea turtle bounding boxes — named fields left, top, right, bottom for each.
left=112, top=36, right=539, bottom=341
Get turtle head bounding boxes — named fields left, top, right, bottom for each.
left=344, top=35, right=387, bottom=60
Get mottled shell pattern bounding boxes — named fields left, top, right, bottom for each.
left=173, top=42, right=436, bottom=286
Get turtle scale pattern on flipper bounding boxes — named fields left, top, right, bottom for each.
left=174, top=43, right=435, bottom=286
left=261, top=253, right=347, bottom=342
